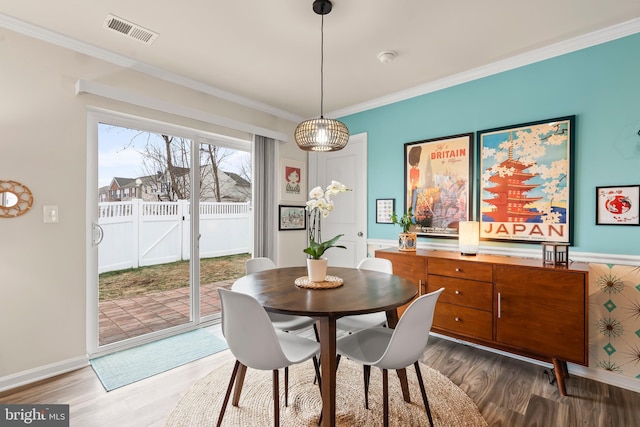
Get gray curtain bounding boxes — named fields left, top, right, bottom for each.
left=253, top=135, right=276, bottom=259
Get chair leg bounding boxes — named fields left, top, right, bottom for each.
left=382, top=368, right=389, bottom=427
left=284, top=366, right=289, bottom=407
left=312, top=356, right=322, bottom=389
left=313, top=322, right=320, bottom=342
left=313, top=356, right=323, bottom=426
left=363, top=365, right=371, bottom=409
left=414, top=361, right=434, bottom=427
left=273, top=369, right=280, bottom=427
left=216, top=360, right=240, bottom=427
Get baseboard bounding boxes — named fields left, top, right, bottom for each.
left=431, top=333, right=640, bottom=393
left=0, top=356, right=89, bottom=393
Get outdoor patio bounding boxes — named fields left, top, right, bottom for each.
left=98, top=280, right=234, bottom=346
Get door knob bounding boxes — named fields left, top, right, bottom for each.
left=357, top=232, right=363, bottom=236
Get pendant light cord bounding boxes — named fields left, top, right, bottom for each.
left=320, top=13, right=324, bottom=118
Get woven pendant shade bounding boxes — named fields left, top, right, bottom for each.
left=295, top=117, right=349, bottom=152
left=295, top=0, right=349, bottom=152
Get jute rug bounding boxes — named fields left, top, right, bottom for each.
left=164, top=357, right=488, bottom=426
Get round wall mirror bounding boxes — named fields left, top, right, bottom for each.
left=0, top=180, right=34, bottom=218
left=1, top=191, right=19, bottom=207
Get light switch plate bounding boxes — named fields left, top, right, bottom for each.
left=43, top=205, right=59, bottom=223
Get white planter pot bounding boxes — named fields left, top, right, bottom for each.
left=307, top=258, right=328, bottom=282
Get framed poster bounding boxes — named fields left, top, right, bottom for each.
left=278, top=205, right=307, bottom=230
left=279, top=158, right=306, bottom=202
left=404, top=133, right=473, bottom=238
left=376, top=198, right=395, bottom=224
left=596, top=185, right=640, bottom=225
left=478, top=115, right=575, bottom=243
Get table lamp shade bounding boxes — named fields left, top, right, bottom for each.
left=459, top=221, right=479, bottom=256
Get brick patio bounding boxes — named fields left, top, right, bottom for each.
left=98, top=280, right=234, bottom=346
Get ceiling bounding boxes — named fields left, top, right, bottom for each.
left=2, top=1, right=640, bottom=122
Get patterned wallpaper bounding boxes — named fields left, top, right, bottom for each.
left=589, top=263, right=640, bottom=380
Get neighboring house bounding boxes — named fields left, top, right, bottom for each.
left=99, top=169, right=251, bottom=202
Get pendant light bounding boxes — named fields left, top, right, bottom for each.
left=295, top=0, right=349, bottom=152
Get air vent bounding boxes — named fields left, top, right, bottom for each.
left=103, top=14, right=158, bottom=45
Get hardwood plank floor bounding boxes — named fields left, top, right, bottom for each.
left=1, top=327, right=639, bottom=427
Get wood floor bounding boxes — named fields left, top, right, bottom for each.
left=1, top=327, right=639, bottom=427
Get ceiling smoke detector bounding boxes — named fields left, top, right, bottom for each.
left=378, top=51, right=396, bottom=64
left=103, top=14, right=158, bottom=45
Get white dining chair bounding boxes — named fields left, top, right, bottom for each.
left=336, top=287, right=445, bottom=427
left=217, top=288, right=322, bottom=427
left=245, top=257, right=319, bottom=338
left=335, top=257, right=393, bottom=334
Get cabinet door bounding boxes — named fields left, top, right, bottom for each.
left=375, top=251, right=426, bottom=316
left=495, top=266, right=587, bottom=364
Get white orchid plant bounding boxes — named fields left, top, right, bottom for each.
left=304, top=181, right=351, bottom=260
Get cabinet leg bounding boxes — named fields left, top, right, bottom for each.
left=551, top=358, right=568, bottom=396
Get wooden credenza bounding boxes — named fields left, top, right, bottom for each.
left=375, top=247, right=589, bottom=396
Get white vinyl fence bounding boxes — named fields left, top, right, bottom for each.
left=98, top=200, right=251, bottom=274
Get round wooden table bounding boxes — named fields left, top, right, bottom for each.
left=232, top=266, right=417, bottom=427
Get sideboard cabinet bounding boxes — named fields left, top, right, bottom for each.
left=375, top=247, right=589, bottom=395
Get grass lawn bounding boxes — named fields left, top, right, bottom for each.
left=99, top=253, right=251, bottom=301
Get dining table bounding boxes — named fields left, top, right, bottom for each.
left=231, top=265, right=418, bottom=427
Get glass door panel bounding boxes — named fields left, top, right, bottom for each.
left=97, top=124, right=193, bottom=346
left=197, top=141, right=252, bottom=319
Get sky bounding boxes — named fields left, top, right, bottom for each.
left=98, top=124, right=250, bottom=188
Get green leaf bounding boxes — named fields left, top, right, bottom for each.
left=303, top=234, right=346, bottom=259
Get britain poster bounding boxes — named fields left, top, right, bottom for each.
left=403, top=133, right=473, bottom=238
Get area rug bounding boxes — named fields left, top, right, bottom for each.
left=90, top=329, right=228, bottom=391
left=164, top=357, right=488, bottom=427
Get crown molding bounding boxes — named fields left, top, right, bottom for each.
left=330, top=17, right=640, bottom=119
left=0, top=12, right=304, bottom=124
left=2, top=12, right=639, bottom=123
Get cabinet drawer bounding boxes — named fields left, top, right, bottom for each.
left=433, top=303, right=493, bottom=341
left=428, top=258, right=493, bottom=282
left=427, top=275, right=492, bottom=311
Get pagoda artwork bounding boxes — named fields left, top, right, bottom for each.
left=479, top=116, right=574, bottom=243
left=483, top=134, right=542, bottom=223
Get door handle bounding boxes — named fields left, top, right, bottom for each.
left=92, top=223, right=104, bottom=246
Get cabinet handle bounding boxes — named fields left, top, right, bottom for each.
left=497, top=292, right=501, bottom=319
left=455, top=290, right=461, bottom=295
left=455, top=268, right=461, bottom=272
left=455, top=317, right=461, bottom=322
left=419, top=279, right=423, bottom=296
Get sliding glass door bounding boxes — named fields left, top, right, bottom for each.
left=89, top=111, right=252, bottom=356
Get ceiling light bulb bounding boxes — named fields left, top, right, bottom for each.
left=378, top=51, right=396, bottom=64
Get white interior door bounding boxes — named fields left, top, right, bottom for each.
left=309, top=132, right=367, bottom=267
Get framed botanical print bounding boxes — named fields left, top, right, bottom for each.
left=403, top=133, right=473, bottom=238
left=478, top=115, right=575, bottom=243
left=279, top=158, right=306, bottom=202
left=278, top=205, right=307, bottom=230
left=596, top=185, right=640, bottom=225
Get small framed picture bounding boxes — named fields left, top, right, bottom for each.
left=280, top=158, right=306, bottom=202
left=596, top=185, right=640, bottom=225
left=376, top=198, right=395, bottom=224
left=278, top=205, right=307, bottom=230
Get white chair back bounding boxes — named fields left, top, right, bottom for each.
left=357, top=257, right=393, bottom=274
left=376, top=288, right=444, bottom=370
left=246, top=257, right=276, bottom=274
left=218, top=288, right=290, bottom=370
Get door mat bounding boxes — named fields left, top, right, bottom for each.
left=90, top=329, right=228, bottom=391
